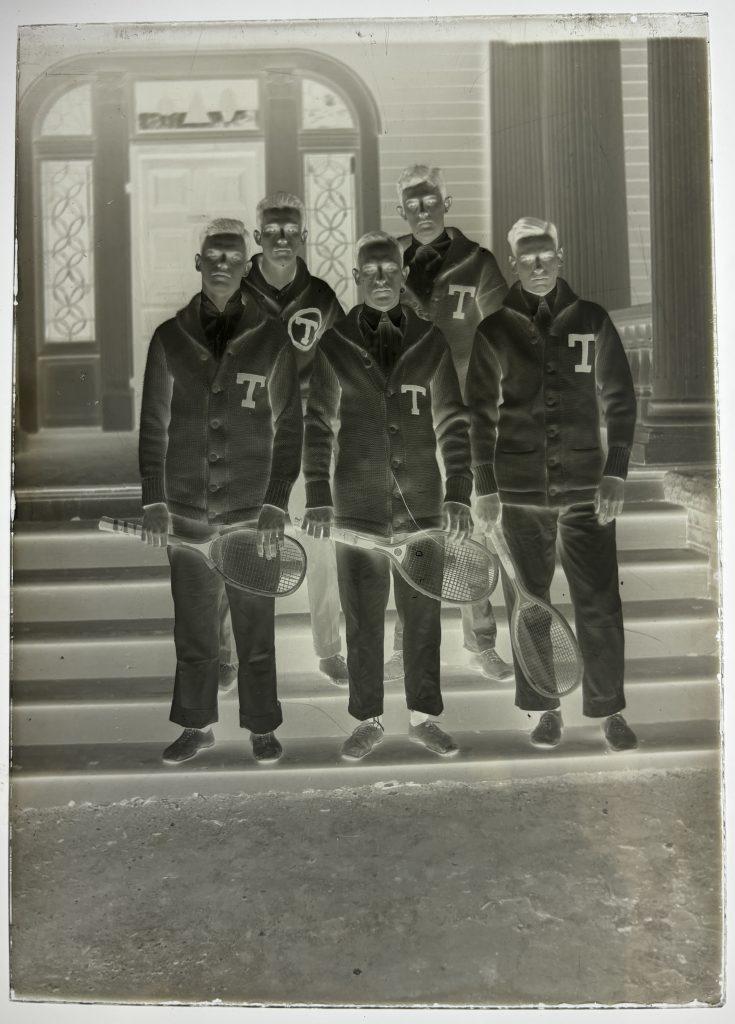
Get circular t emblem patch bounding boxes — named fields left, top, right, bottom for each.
left=288, top=308, right=323, bottom=352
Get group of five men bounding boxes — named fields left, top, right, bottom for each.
left=139, top=163, right=638, bottom=767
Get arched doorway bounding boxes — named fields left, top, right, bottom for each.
left=16, top=51, right=381, bottom=432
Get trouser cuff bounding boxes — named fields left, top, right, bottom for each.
left=515, top=695, right=561, bottom=713
left=313, top=640, right=342, bottom=659
left=583, top=695, right=626, bottom=719
left=407, top=697, right=444, bottom=717
left=170, top=705, right=218, bottom=729
left=348, top=702, right=384, bottom=722
left=239, top=705, right=283, bottom=733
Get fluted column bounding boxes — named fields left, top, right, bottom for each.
left=632, top=37, right=715, bottom=465
left=490, top=41, right=630, bottom=311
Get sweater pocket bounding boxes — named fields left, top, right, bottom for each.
left=495, top=447, right=542, bottom=494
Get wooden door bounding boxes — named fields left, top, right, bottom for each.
left=129, top=141, right=266, bottom=413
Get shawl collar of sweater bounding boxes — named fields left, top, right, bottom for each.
left=502, top=277, right=579, bottom=326
left=330, top=302, right=435, bottom=375
left=398, top=225, right=479, bottom=284
left=175, top=291, right=263, bottom=358
left=241, top=254, right=312, bottom=314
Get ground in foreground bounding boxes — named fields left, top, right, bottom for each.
left=10, top=766, right=722, bottom=1006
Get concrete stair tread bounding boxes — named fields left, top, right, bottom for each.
left=13, top=597, right=719, bottom=643
left=11, top=544, right=708, bottom=587
left=10, top=721, right=721, bottom=809
left=11, top=655, right=721, bottom=706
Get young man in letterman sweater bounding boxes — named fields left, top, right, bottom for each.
left=383, top=164, right=514, bottom=685
left=468, top=217, right=638, bottom=752
left=238, top=191, right=348, bottom=686
left=302, top=230, right=473, bottom=760
left=139, top=218, right=303, bottom=766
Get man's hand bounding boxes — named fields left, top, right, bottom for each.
left=474, top=493, right=501, bottom=533
left=302, top=506, right=335, bottom=540
left=142, top=503, right=170, bottom=547
left=257, top=504, right=285, bottom=559
left=594, top=476, right=625, bottom=525
left=442, top=501, right=473, bottom=543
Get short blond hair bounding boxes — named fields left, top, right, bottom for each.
left=507, top=217, right=559, bottom=256
left=355, top=230, right=402, bottom=265
left=199, top=218, right=249, bottom=252
left=396, top=164, right=448, bottom=203
left=256, top=192, right=306, bottom=228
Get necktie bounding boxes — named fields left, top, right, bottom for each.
left=376, top=312, right=401, bottom=374
left=534, top=296, right=553, bottom=336
left=410, top=243, right=442, bottom=300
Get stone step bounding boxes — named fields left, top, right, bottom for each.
left=10, top=657, right=721, bottom=746
left=10, top=719, right=719, bottom=810
left=12, top=546, right=711, bottom=623
left=11, top=470, right=668, bottom=524
left=11, top=599, right=719, bottom=681
left=11, top=499, right=685, bottom=573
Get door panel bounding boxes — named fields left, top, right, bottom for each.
left=129, top=141, right=265, bottom=415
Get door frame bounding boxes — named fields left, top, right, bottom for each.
left=16, top=50, right=381, bottom=432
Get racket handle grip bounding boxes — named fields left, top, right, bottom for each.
left=98, top=516, right=144, bottom=539
left=486, top=524, right=516, bottom=580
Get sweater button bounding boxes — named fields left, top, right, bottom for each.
left=199, top=353, right=208, bottom=362
left=208, top=483, right=220, bottom=493
left=548, top=456, right=560, bottom=468
left=391, top=457, right=401, bottom=469
left=389, top=424, right=399, bottom=434
left=208, top=452, right=219, bottom=463
left=549, top=485, right=560, bottom=496
left=211, top=384, right=223, bottom=394
left=210, top=418, right=222, bottom=430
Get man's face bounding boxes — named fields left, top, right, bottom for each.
left=397, top=181, right=451, bottom=245
left=195, top=233, right=247, bottom=296
left=352, top=240, right=408, bottom=311
left=254, top=207, right=306, bottom=268
left=511, top=234, right=563, bottom=296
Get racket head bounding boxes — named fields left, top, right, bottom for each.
left=511, top=595, right=583, bottom=698
left=397, top=531, right=500, bottom=605
left=209, top=530, right=306, bottom=597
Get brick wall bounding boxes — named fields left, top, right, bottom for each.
left=621, top=40, right=652, bottom=306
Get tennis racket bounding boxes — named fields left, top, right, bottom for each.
left=294, top=516, right=499, bottom=605
left=487, top=523, right=583, bottom=698
left=98, top=516, right=307, bottom=597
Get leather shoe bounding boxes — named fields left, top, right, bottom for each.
left=383, top=650, right=404, bottom=681
left=469, top=648, right=515, bottom=682
left=409, top=720, right=459, bottom=756
left=341, top=719, right=384, bottom=761
left=604, top=714, right=638, bottom=752
left=250, top=732, right=283, bottom=764
left=319, top=654, right=349, bottom=686
left=530, top=711, right=562, bottom=748
left=162, top=727, right=214, bottom=764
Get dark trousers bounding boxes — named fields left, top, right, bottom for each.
left=336, top=545, right=443, bottom=721
left=501, top=502, right=625, bottom=718
left=168, top=547, right=282, bottom=733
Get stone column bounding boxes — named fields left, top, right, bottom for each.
left=632, top=37, right=715, bottom=465
left=490, top=41, right=630, bottom=311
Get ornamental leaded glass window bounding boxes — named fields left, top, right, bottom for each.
left=41, top=160, right=96, bottom=342
left=303, top=152, right=357, bottom=307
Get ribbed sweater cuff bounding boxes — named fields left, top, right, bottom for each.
left=444, top=475, right=472, bottom=506
left=305, top=480, right=333, bottom=509
left=263, top=478, right=293, bottom=511
left=141, top=476, right=166, bottom=506
left=603, top=446, right=631, bottom=480
left=473, top=463, right=498, bottom=497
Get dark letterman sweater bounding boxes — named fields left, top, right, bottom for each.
left=304, top=304, right=472, bottom=537
left=241, top=254, right=344, bottom=402
left=467, top=278, right=637, bottom=508
left=139, top=291, right=303, bottom=524
left=398, top=226, right=507, bottom=394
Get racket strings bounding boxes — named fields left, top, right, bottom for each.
left=212, top=533, right=305, bottom=595
left=401, top=536, right=499, bottom=603
left=514, top=603, right=581, bottom=697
